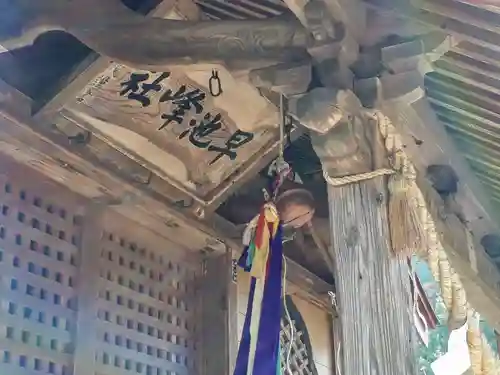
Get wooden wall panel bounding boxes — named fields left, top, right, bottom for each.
left=0, top=156, right=231, bottom=375
left=0, top=159, right=87, bottom=375
left=90, top=211, right=204, bottom=375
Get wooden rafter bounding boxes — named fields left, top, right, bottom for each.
left=27, top=0, right=199, bottom=118
left=0, top=0, right=309, bottom=68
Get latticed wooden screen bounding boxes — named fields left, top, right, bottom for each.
left=92, top=221, right=204, bottom=375
left=280, top=318, right=313, bottom=375
left=0, top=162, right=208, bottom=375
left=0, top=169, right=84, bottom=375
left=279, top=298, right=318, bottom=375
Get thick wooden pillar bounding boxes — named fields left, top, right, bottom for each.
left=306, top=90, right=417, bottom=375
left=328, top=178, right=416, bottom=375
left=73, top=204, right=104, bottom=375
left=200, top=248, right=238, bottom=375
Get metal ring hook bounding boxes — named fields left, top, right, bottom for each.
left=209, top=69, right=223, bottom=97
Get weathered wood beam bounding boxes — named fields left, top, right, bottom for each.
left=1, top=0, right=311, bottom=69
left=0, top=106, right=221, bottom=253
left=328, top=177, right=416, bottom=375
left=73, top=203, right=103, bottom=375
left=434, top=57, right=500, bottom=94
left=454, top=41, right=500, bottom=67
left=307, top=220, right=334, bottom=275
left=200, top=250, right=236, bottom=375
left=416, top=0, right=500, bottom=46
left=380, top=32, right=455, bottom=75
left=304, top=89, right=416, bottom=375
left=425, top=70, right=500, bottom=118
left=31, top=0, right=201, bottom=118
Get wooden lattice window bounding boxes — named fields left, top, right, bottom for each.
left=93, top=227, right=203, bottom=375
left=0, top=172, right=84, bottom=375
left=279, top=296, right=319, bottom=375
left=0, top=161, right=206, bottom=375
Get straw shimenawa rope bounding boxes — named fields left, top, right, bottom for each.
left=414, top=180, right=499, bottom=375
left=324, top=110, right=500, bottom=375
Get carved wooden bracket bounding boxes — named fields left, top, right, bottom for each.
left=291, top=88, right=384, bottom=177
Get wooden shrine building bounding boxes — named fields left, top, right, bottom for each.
left=0, top=0, right=499, bottom=374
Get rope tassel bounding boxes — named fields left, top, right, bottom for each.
left=388, top=174, right=424, bottom=257
left=375, top=111, right=425, bottom=257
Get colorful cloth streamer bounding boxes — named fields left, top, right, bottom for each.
left=234, top=203, right=284, bottom=375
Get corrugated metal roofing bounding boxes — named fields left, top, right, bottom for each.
left=194, top=0, right=289, bottom=19
left=423, top=1, right=500, bottom=210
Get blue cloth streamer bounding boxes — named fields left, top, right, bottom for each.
left=234, top=225, right=284, bottom=375
left=233, top=274, right=256, bottom=375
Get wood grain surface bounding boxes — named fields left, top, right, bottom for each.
left=65, top=63, right=278, bottom=197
